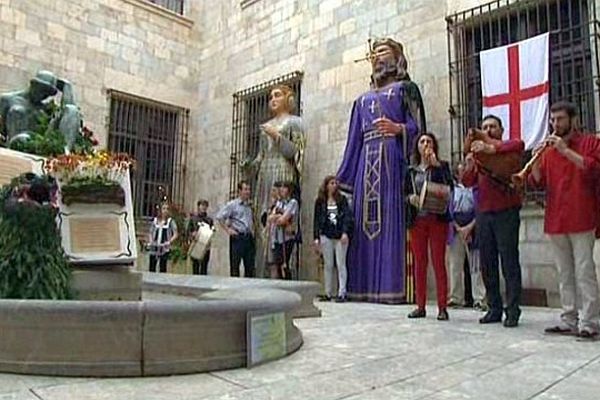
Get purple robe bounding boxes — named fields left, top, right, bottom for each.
left=336, top=82, right=418, bottom=303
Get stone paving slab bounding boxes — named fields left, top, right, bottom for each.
left=0, top=391, right=40, bottom=400
left=32, top=374, right=239, bottom=400
left=1, top=302, right=599, bottom=399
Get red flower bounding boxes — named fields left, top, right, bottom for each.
left=82, top=126, right=94, bottom=138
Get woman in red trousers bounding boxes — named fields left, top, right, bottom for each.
left=405, top=132, right=453, bottom=320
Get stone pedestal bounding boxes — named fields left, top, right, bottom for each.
left=57, top=171, right=138, bottom=266
left=71, top=266, right=142, bottom=301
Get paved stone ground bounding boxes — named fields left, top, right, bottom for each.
left=1, top=302, right=599, bottom=400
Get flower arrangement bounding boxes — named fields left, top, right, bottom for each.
left=46, top=151, right=134, bottom=207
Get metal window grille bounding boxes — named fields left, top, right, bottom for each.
left=447, top=0, right=600, bottom=202
left=107, top=90, right=189, bottom=218
left=240, top=0, right=261, bottom=9
left=147, top=0, right=185, bottom=15
left=229, top=71, right=303, bottom=199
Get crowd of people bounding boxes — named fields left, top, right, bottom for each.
left=145, top=99, right=600, bottom=341
left=145, top=35, right=600, bottom=341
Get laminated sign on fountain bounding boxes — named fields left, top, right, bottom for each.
left=46, top=152, right=138, bottom=265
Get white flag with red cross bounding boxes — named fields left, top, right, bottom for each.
left=480, top=33, right=550, bottom=150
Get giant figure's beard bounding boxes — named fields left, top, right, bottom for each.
left=372, top=59, right=398, bottom=87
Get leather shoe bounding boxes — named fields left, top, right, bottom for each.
left=503, top=317, right=519, bottom=328
left=479, top=311, right=502, bottom=324
left=408, top=308, right=426, bottom=318
left=437, top=309, right=449, bottom=321
left=335, top=295, right=347, bottom=303
left=544, top=325, right=577, bottom=336
left=577, top=330, right=599, bottom=340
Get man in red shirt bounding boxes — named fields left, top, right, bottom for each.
left=463, top=115, right=524, bottom=327
left=528, top=101, right=600, bottom=339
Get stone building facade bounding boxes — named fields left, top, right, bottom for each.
left=0, top=0, right=200, bottom=145
left=1, top=0, right=599, bottom=304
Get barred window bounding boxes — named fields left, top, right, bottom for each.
left=240, top=0, right=261, bottom=9
left=447, top=0, right=600, bottom=204
left=147, top=0, right=185, bottom=15
left=229, top=71, right=303, bottom=199
left=107, top=90, right=188, bottom=217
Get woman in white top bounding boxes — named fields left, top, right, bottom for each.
left=148, top=203, right=178, bottom=273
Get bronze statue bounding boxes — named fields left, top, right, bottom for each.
left=0, top=70, right=82, bottom=152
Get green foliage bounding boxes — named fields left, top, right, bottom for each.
left=168, top=203, right=190, bottom=265
left=7, top=103, right=96, bottom=157
left=64, top=175, right=122, bottom=189
left=169, top=246, right=187, bottom=265
left=9, top=111, right=66, bottom=157
left=0, top=175, right=72, bottom=299
left=61, top=178, right=125, bottom=207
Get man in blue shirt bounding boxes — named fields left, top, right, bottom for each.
left=216, top=181, right=255, bottom=277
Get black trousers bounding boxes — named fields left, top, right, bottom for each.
left=149, top=253, right=169, bottom=273
left=463, top=256, right=474, bottom=306
left=229, top=234, right=255, bottom=278
left=192, top=250, right=211, bottom=275
left=478, top=207, right=522, bottom=319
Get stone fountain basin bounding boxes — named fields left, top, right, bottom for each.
left=143, top=273, right=322, bottom=319
left=0, top=282, right=308, bottom=377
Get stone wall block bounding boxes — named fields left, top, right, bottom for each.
left=15, top=27, right=41, bottom=47
left=0, top=6, right=26, bottom=25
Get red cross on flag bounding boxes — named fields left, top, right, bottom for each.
left=480, top=33, right=550, bottom=150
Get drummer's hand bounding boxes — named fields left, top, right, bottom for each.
left=456, top=226, right=466, bottom=240
left=457, top=226, right=469, bottom=241
left=313, top=239, right=321, bottom=253
left=470, top=140, right=496, bottom=154
left=463, top=232, right=472, bottom=243
left=374, top=117, right=404, bottom=136
left=409, top=194, right=419, bottom=207
left=465, top=225, right=474, bottom=242
left=275, top=216, right=289, bottom=226
left=340, top=233, right=349, bottom=245
left=227, top=228, right=238, bottom=236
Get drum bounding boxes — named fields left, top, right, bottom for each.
left=188, top=222, right=215, bottom=260
left=419, top=180, right=450, bottom=214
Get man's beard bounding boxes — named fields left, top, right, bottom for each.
left=554, top=121, right=572, bottom=137
left=372, top=59, right=398, bottom=87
